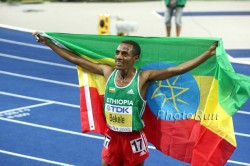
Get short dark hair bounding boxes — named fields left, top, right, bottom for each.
left=121, top=40, right=141, bottom=57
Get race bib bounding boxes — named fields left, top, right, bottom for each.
left=105, top=104, right=132, bottom=132
left=103, top=135, right=111, bottom=149
left=130, top=137, right=146, bottom=154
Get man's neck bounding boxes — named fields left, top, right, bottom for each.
left=116, top=69, right=136, bottom=86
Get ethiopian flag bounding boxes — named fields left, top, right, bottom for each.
left=41, top=33, right=250, bottom=165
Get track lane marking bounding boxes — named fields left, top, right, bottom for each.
left=235, top=132, right=250, bottom=138
left=0, top=102, right=54, bottom=114
left=0, top=53, right=75, bottom=69
left=0, top=117, right=103, bottom=139
left=238, top=111, right=250, bottom=115
left=0, top=149, right=74, bottom=166
left=227, top=160, right=250, bottom=166
left=0, top=38, right=49, bottom=49
left=0, top=70, right=78, bottom=87
left=0, top=91, right=79, bottom=108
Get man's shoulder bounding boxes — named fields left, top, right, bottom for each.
left=139, top=70, right=151, bottom=81
left=102, top=65, right=115, bottom=80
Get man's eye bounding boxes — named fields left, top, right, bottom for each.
left=122, top=52, right=128, bottom=56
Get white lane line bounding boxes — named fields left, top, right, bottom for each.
left=0, top=38, right=49, bottom=50
left=237, top=58, right=250, bottom=61
left=0, top=24, right=35, bottom=33
left=0, top=102, right=54, bottom=114
left=0, top=149, right=74, bottom=166
left=0, top=70, right=78, bottom=87
left=227, top=160, right=250, bottom=166
left=0, top=91, right=79, bottom=108
left=0, top=117, right=103, bottom=140
left=0, top=53, right=75, bottom=69
left=238, top=110, right=250, bottom=115
left=235, top=132, right=250, bottom=138
left=228, top=54, right=250, bottom=65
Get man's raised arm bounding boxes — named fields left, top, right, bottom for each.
left=143, top=42, right=218, bottom=81
left=32, top=32, right=113, bottom=77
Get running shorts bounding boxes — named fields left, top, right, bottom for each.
left=101, top=128, right=149, bottom=166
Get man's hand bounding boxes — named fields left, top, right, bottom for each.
left=32, top=32, right=49, bottom=45
left=208, top=41, right=218, bottom=57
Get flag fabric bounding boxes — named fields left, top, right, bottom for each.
left=41, top=33, right=250, bottom=165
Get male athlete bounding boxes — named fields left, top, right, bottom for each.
left=33, top=32, right=217, bottom=166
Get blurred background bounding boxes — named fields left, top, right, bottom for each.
left=1, top=0, right=250, bottom=49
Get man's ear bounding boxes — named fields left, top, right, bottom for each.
left=134, top=55, right=139, bottom=61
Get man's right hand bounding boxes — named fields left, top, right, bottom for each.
left=32, top=32, right=49, bottom=45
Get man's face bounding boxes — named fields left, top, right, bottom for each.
left=115, top=43, right=138, bottom=70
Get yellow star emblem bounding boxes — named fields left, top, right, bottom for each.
left=151, top=76, right=190, bottom=112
